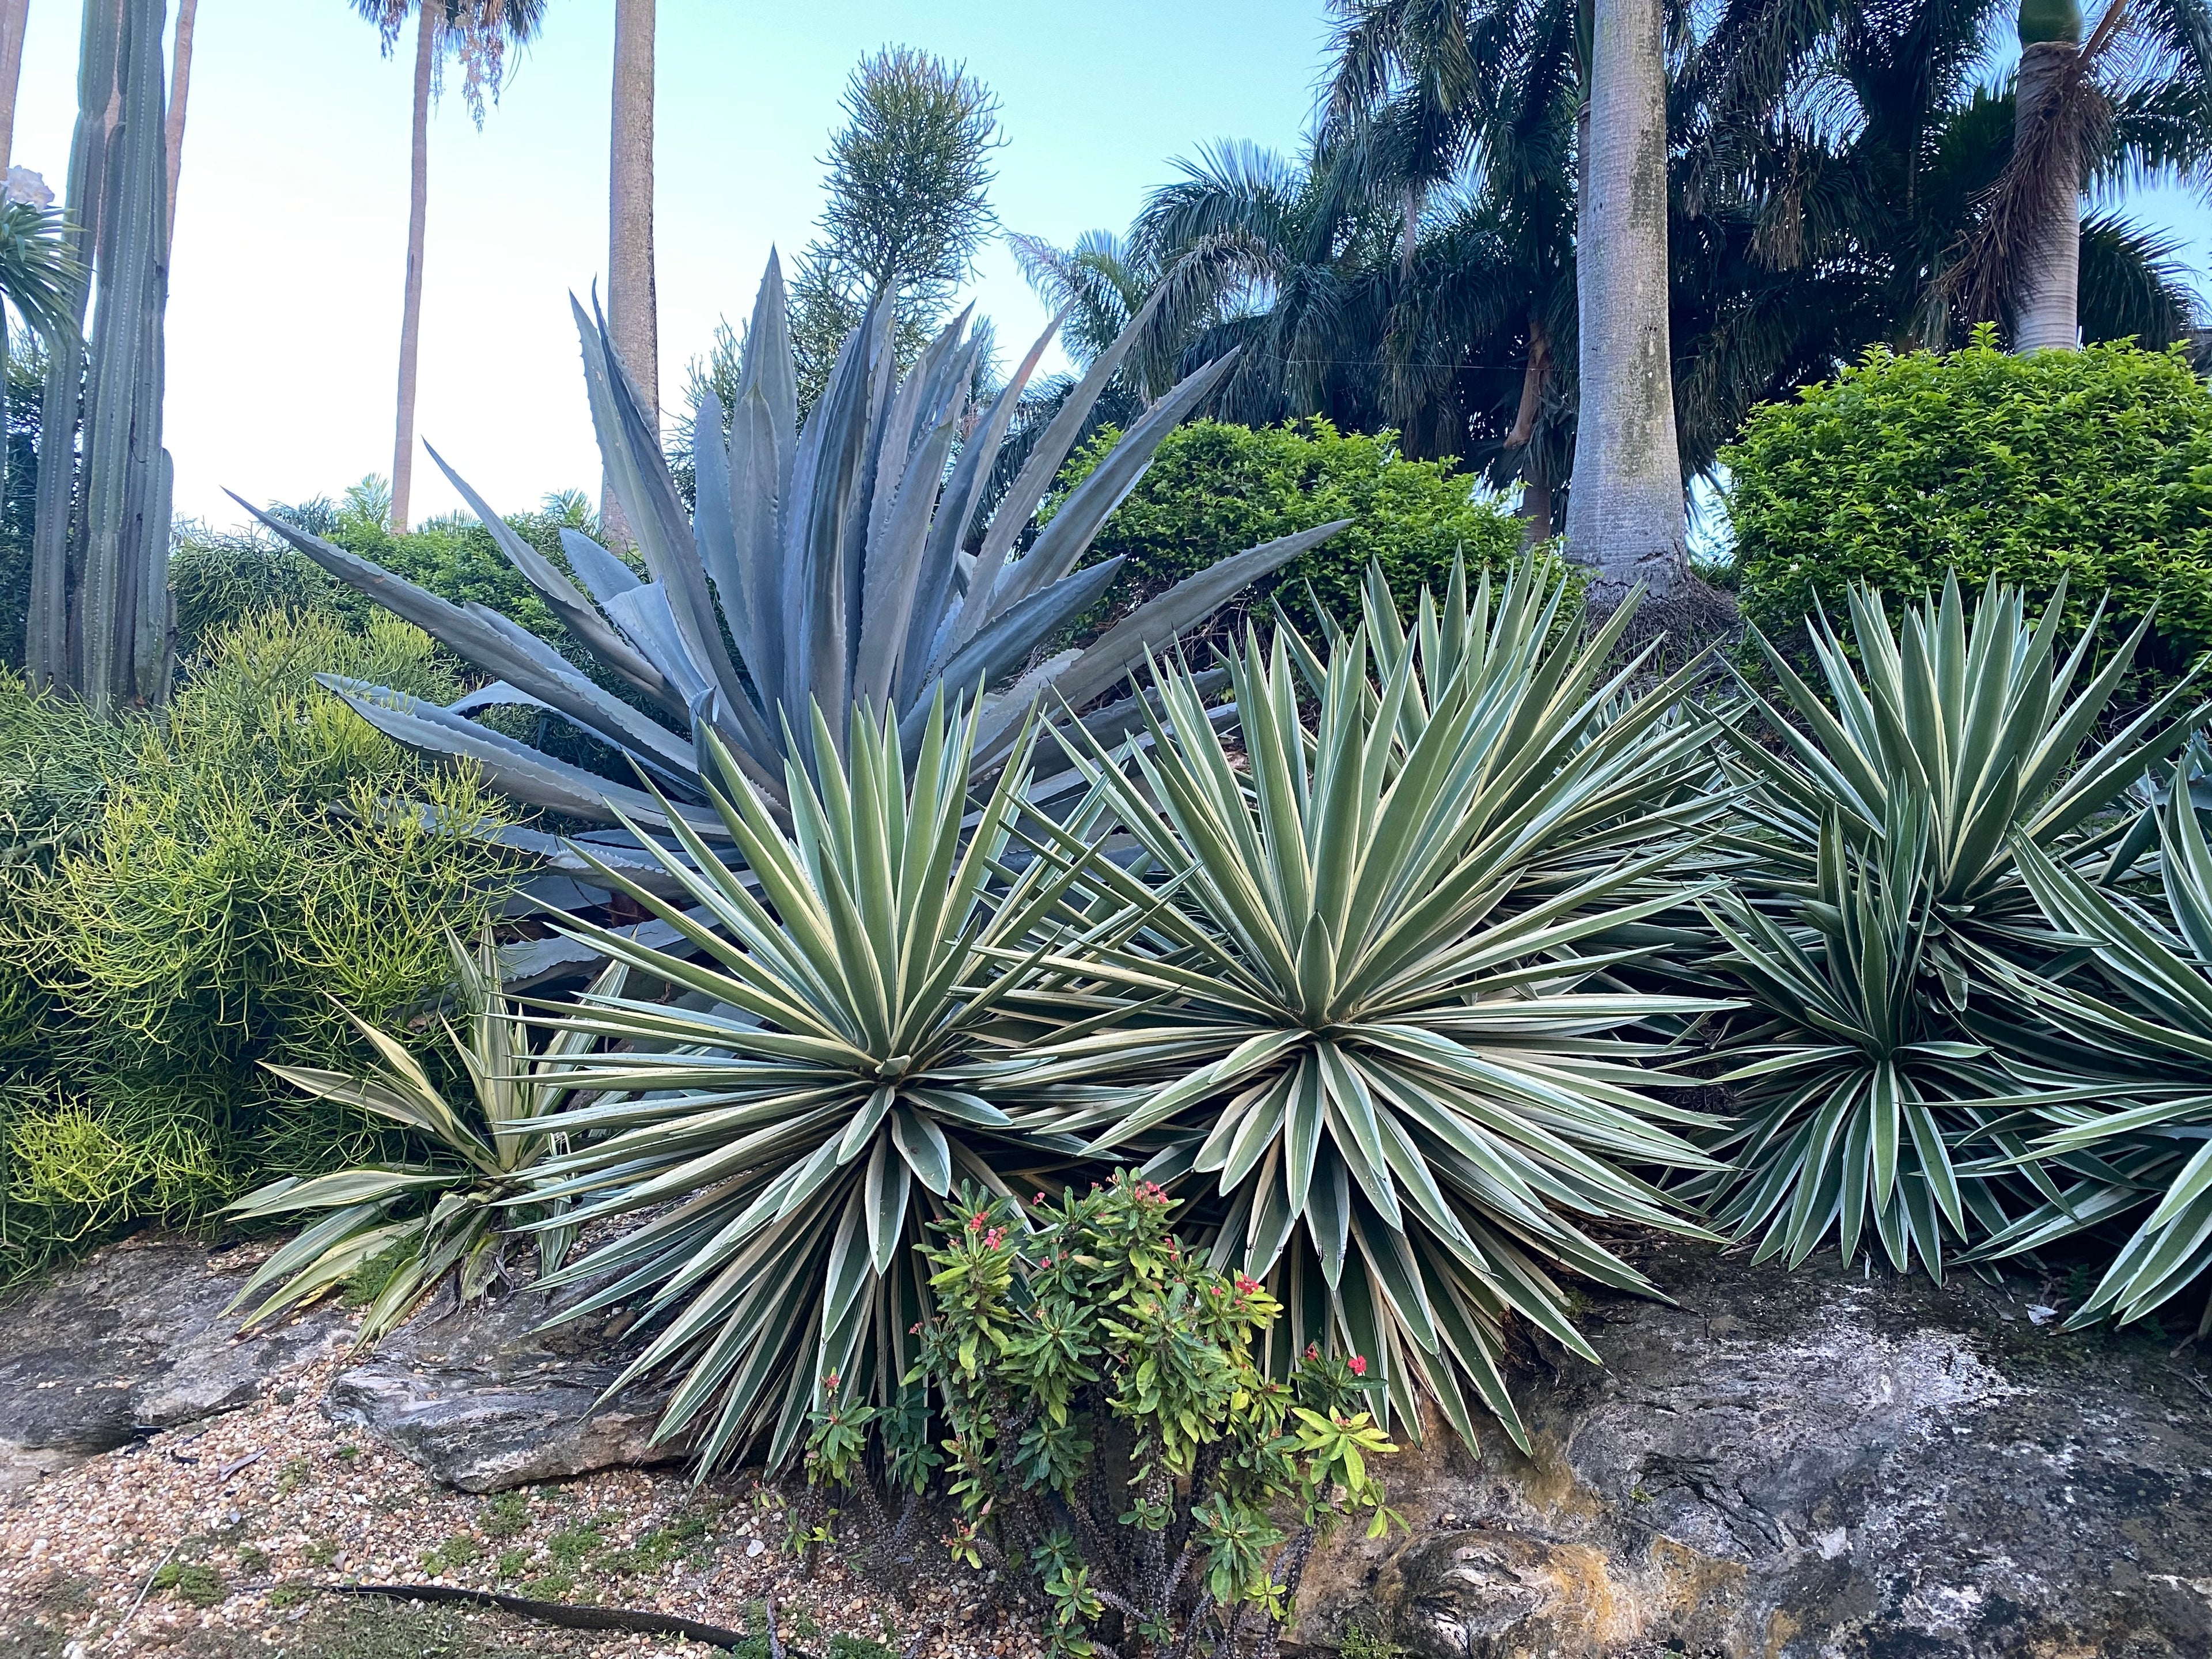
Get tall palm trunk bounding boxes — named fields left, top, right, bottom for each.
left=1564, top=94, right=1596, bottom=558
left=1571, top=0, right=1687, bottom=601
left=604, top=0, right=656, bottom=546
left=164, top=0, right=195, bottom=254
left=2012, top=22, right=2082, bottom=351
left=391, top=0, right=433, bottom=534
left=0, top=0, right=29, bottom=174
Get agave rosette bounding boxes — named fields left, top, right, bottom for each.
left=226, top=929, right=620, bottom=1346
left=1716, top=573, right=2205, bottom=972
left=511, top=700, right=1146, bottom=1468
left=1022, top=559, right=1733, bottom=1445
left=236, top=257, right=1347, bottom=837
left=1692, top=805, right=2025, bottom=1277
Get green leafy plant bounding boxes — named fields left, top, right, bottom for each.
left=224, top=929, right=621, bottom=1344
left=1045, top=418, right=1535, bottom=633
left=1033, top=558, right=1730, bottom=1444
left=808, top=1173, right=1403, bottom=1659
left=244, top=257, right=1347, bottom=832
left=1725, top=332, right=2212, bottom=691
left=517, top=698, right=1142, bottom=1468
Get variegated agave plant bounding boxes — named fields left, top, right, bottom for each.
left=511, top=698, right=1146, bottom=1469
left=1022, top=559, right=1734, bottom=1447
left=225, top=929, right=622, bottom=1347
left=236, top=256, right=1346, bottom=837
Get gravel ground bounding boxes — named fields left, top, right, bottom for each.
left=0, top=1312, right=1047, bottom=1659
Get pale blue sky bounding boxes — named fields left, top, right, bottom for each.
left=8, top=1, right=2207, bottom=527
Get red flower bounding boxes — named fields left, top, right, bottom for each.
left=1235, top=1275, right=1261, bottom=1294
left=1348, top=1355, right=1368, bottom=1377
left=984, top=1228, right=1005, bottom=1249
left=824, top=1370, right=841, bottom=1391
left=1304, top=1342, right=1320, bottom=1361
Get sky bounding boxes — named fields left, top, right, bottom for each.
left=9, top=1, right=2210, bottom=532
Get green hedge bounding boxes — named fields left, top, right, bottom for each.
left=1047, top=418, right=1533, bottom=633
left=0, top=611, right=521, bottom=1276
left=1724, top=330, right=2212, bottom=681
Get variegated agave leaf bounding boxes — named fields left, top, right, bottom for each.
left=516, top=698, right=1147, bottom=1471
left=224, top=929, right=622, bottom=1346
left=234, top=255, right=1349, bottom=832
left=1022, top=556, right=1732, bottom=1450
left=1964, top=798, right=2212, bottom=1336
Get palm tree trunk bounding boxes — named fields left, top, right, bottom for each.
left=391, top=0, right=434, bottom=535
left=1571, top=0, right=1687, bottom=601
left=604, top=0, right=657, bottom=547
left=0, top=0, right=29, bottom=175
left=164, top=0, right=196, bottom=255
left=1563, top=96, right=1596, bottom=558
left=2012, top=40, right=2080, bottom=353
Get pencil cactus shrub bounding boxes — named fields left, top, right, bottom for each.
left=243, top=255, right=1349, bottom=832
left=802, top=1174, right=1404, bottom=1659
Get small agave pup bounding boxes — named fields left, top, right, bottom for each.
left=232, top=255, right=1348, bottom=835
left=225, top=929, right=623, bottom=1346
left=511, top=698, right=1150, bottom=1469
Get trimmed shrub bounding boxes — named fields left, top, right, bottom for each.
left=1047, top=418, right=1532, bottom=633
left=1724, top=329, right=2212, bottom=683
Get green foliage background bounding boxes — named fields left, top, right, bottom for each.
left=1725, top=331, right=2212, bottom=682
left=1047, top=419, right=1535, bottom=632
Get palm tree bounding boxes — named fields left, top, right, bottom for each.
left=604, top=0, right=655, bottom=546
left=1934, top=0, right=2211, bottom=350
left=351, top=0, right=547, bottom=534
left=1571, top=0, right=1688, bottom=596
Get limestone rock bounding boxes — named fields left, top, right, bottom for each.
left=0, top=1235, right=349, bottom=1497
left=325, top=1281, right=680, bottom=1493
left=1296, top=1240, right=2212, bottom=1658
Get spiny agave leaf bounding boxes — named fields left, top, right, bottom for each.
left=993, top=351, right=1240, bottom=615
left=575, top=292, right=752, bottom=725
left=908, top=558, right=1127, bottom=749
left=424, top=442, right=668, bottom=696
left=559, top=526, right=645, bottom=608
left=319, top=676, right=731, bottom=835
left=895, top=310, right=1065, bottom=713
left=1051, top=521, right=1353, bottom=716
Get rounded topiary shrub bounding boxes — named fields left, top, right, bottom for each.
left=1724, top=328, right=2212, bottom=681
left=1050, top=417, right=1532, bottom=632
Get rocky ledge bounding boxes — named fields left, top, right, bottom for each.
left=0, top=1236, right=349, bottom=1496
left=3, top=1230, right=2206, bottom=1657
left=1294, top=1238, right=2212, bottom=1658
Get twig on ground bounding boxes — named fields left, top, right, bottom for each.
left=767, top=1591, right=788, bottom=1659
left=105, top=1541, right=179, bottom=1650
